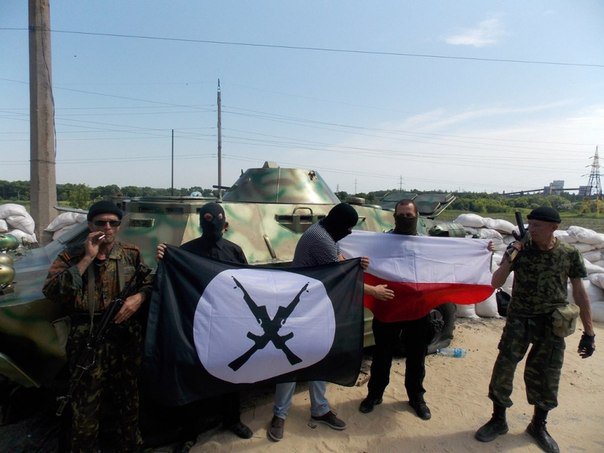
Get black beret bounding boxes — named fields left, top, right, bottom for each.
left=527, top=206, right=561, bottom=223
left=87, top=200, right=123, bottom=221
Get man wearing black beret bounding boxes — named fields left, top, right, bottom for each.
left=44, top=200, right=152, bottom=451
left=475, top=206, right=595, bottom=453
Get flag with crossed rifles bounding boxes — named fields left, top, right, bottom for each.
left=143, top=246, right=364, bottom=406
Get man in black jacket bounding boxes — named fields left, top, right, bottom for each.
left=157, top=202, right=252, bottom=439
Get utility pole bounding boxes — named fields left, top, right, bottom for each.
left=29, top=0, right=57, bottom=245
left=399, top=175, right=402, bottom=191
left=217, top=79, right=222, bottom=201
left=170, top=129, right=174, bottom=196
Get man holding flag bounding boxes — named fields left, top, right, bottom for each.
left=156, top=202, right=253, bottom=439
left=267, top=202, right=389, bottom=441
left=338, top=199, right=494, bottom=421
left=359, top=199, right=434, bottom=419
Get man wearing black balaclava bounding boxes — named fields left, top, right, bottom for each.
left=156, top=202, right=252, bottom=439
left=360, top=198, right=434, bottom=421
left=268, top=202, right=392, bottom=441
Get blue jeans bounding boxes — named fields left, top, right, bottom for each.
left=273, top=381, right=330, bottom=419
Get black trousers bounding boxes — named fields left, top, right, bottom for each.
left=367, top=315, right=432, bottom=402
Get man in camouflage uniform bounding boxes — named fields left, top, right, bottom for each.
left=475, top=207, right=596, bottom=453
left=43, top=201, right=152, bottom=452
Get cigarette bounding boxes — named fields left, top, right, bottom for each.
left=98, top=235, right=106, bottom=241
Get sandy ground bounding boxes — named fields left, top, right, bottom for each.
left=188, top=318, right=604, bottom=452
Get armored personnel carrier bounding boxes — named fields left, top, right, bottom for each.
left=0, top=161, right=457, bottom=425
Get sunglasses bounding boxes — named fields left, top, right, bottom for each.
left=93, top=220, right=121, bottom=227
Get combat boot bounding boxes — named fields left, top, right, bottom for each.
left=526, top=407, right=559, bottom=453
left=475, top=403, right=508, bottom=442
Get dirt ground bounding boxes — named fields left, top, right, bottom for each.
left=188, top=318, right=604, bottom=452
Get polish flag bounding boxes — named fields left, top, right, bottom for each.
left=339, top=231, right=494, bottom=322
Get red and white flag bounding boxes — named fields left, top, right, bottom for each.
left=339, top=231, right=494, bottom=322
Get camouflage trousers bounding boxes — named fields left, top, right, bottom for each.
left=66, top=318, right=144, bottom=452
left=488, top=314, right=565, bottom=411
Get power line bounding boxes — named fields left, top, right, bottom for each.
left=2, top=27, right=603, bottom=68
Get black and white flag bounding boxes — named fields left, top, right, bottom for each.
left=143, top=246, right=364, bottom=406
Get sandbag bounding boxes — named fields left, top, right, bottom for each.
left=483, top=218, right=515, bottom=234
left=568, top=279, right=604, bottom=303
left=52, top=223, right=81, bottom=240
left=0, top=203, right=28, bottom=219
left=555, top=230, right=576, bottom=243
left=591, top=301, right=604, bottom=323
left=582, top=250, right=603, bottom=263
left=7, top=229, right=37, bottom=244
left=6, top=214, right=35, bottom=235
left=477, top=228, right=503, bottom=240
left=583, top=259, right=604, bottom=275
left=568, top=226, right=604, bottom=246
left=455, top=303, right=478, bottom=318
left=475, top=293, right=500, bottom=318
left=454, top=213, right=485, bottom=228
left=45, top=212, right=86, bottom=232
left=574, top=243, right=596, bottom=253
left=588, top=273, right=604, bottom=290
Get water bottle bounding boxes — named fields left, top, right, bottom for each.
left=436, top=347, right=466, bottom=358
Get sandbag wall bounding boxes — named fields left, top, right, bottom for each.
left=0, top=203, right=37, bottom=244
left=454, top=213, right=604, bottom=323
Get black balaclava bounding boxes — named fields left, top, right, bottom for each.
left=199, top=202, right=226, bottom=242
left=321, top=203, right=359, bottom=242
left=394, top=214, right=418, bottom=236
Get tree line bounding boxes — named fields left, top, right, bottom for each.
left=1, top=180, right=602, bottom=215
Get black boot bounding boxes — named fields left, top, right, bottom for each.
left=526, top=407, right=559, bottom=453
left=475, top=403, right=509, bottom=442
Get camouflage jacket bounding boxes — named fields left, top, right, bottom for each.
left=43, top=242, right=152, bottom=313
left=509, top=238, right=586, bottom=316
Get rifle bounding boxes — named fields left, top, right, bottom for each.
left=505, top=211, right=529, bottom=263
left=56, top=264, right=152, bottom=417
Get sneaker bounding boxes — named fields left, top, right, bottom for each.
left=267, top=416, right=284, bottom=442
left=359, top=396, right=383, bottom=414
left=228, top=421, right=253, bottom=439
left=311, top=411, right=347, bottom=430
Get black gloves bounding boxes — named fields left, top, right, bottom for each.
left=578, top=333, right=595, bottom=358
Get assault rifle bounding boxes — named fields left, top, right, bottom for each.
left=505, top=211, right=529, bottom=263
left=56, top=264, right=152, bottom=417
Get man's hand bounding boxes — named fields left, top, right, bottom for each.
left=503, top=241, right=523, bottom=263
left=360, top=256, right=369, bottom=270
left=84, top=231, right=105, bottom=259
left=113, top=292, right=145, bottom=324
left=365, top=284, right=395, bottom=301
left=578, top=333, right=595, bottom=358
left=156, top=243, right=167, bottom=262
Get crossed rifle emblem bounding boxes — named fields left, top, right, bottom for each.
left=228, top=276, right=309, bottom=371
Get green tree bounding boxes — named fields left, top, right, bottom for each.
left=68, top=184, right=92, bottom=209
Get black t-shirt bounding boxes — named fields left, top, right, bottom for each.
left=180, top=236, right=247, bottom=265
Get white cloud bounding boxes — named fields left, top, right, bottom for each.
left=445, top=18, right=504, bottom=48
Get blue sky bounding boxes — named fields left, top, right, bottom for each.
left=1, top=1, right=603, bottom=194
